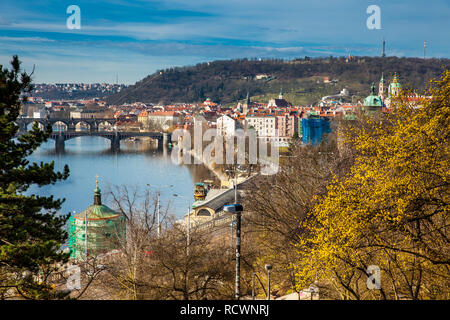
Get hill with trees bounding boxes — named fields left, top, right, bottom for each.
left=107, top=56, right=450, bottom=106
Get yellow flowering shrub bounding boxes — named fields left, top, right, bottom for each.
left=294, top=70, right=450, bottom=299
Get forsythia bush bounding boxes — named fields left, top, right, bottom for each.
left=294, top=70, right=449, bottom=299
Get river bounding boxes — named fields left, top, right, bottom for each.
left=26, top=136, right=219, bottom=219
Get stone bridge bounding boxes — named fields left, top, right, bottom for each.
left=16, top=117, right=119, bottom=132
left=49, top=131, right=170, bottom=150
left=15, top=117, right=171, bottom=150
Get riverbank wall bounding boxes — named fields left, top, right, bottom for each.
left=188, top=149, right=229, bottom=184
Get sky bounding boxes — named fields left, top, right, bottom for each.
left=0, top=0, right=449, bottom=84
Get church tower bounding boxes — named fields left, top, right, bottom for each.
left=378, top=73, right=386, bottom=101
left=279, top=87, right=284, bottom=99
left=68, top=177, right=126, bottom=261
left=243, top=91, right=250, bottom=115
left=388, top=73, right=402, bottom=98
left=94, top=176, right=102, bottom=205
left=363, top=82, right=383, bottom=113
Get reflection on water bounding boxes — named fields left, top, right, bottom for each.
left=27, top=136, right=218, bottom=219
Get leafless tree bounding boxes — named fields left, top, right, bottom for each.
left=83, top=186, right=237, bottom=300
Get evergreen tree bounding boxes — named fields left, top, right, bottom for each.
left=0, top=56, right=70, bottom=299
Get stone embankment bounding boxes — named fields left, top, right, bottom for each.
left=188, top=149, right=229, bottom=183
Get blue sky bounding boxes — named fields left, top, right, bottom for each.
left=1, top=0, right=449, bottom=84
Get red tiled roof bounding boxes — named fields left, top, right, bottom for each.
left=150, top=111, right=178, bottom=116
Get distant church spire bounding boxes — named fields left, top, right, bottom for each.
left=388, top=72, right=402, bottom=98
left=243, top=91, right=250, bottom=115
left=279, top=87, right=284, bottom=99
left=94, top=175, right=102, bottom=205
left=378, top=73, right=386, bottom=100
left=371, top=82, right=377, bottom=95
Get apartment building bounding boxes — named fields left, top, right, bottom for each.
left=245, top=114, right=277, bottom=142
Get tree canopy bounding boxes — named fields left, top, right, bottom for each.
left=294, top=70, right=449, bottom=299
left=107, top=56, right=450, bottom=105
left=0, top=56, right=70, bottom=299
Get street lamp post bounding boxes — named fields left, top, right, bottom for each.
left=230, top=219, right=235, bottom=251
left=252, top=272, right=256, bottom=300
left=225, top=168, right=238, bottom=203
left=173, top=193, right=191, bottom=255
left=224, top=204, right=243, bottom=300
left=157, top=191, right=161, bottom=237
left=225, top=168, right=238, bottom=253
left=234, top=176, right=237, bottom=203
left=236, top=209, right=241, bottom=300
left=147, top=184, right=174, bottom=237
left=187, top=203, right=191, bottom=255
left=85, top=209, right=88, bottom=268
left=265, top=264, right=272, bottom=300
left=309, top=285, right=318, bottom=300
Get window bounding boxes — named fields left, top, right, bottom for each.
left=197, top=209, right=211, bottom=216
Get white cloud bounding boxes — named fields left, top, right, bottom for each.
left=1, top=0, right=448, bottom=83
left=0, top=36, right=55, bottom=42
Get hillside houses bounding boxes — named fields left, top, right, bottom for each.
left=24, top=79, right=420, bottom=146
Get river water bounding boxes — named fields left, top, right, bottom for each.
left=26, top=137, right=218, bottom=219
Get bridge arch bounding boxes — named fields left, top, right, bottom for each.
left=26, top=121, right=45, bottom=131
left=75, top=121, right=91, bottom=132
left=52, top=121, right=68, bottom=132
left=62, top=134, right=113, bottom=143
left=119, top=133, right=164, bottom=148
left=97, top=120, right=114, bottom=131
left=43, top=131, right=167, bottom=151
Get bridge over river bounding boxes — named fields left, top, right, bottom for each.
left=16, top=117, right=119, bottom=131
left=16, top=117, right=171, bottom=151
left=49, top=130, right=170, bottom=151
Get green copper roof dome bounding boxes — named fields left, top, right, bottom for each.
left=74, top=204, right=119, bottom=220
left=363, top=83, right=383, bottom=107
left=73, top=177, right=119, bottom=220
left=389, top=73, right=402, bottom=89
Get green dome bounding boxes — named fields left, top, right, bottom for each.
left=364, top=95, right=383, bottom=107
left=74, top=204, right=119, bottom=220
left=388, top=73, right=402, bottom=90
left=68, top=177, right=125, bottom=261
left=364, top=83, right=383, bottom=107
left=389, top=82, right=401, bottom=89
left=73, top=177, right=119, bottom=220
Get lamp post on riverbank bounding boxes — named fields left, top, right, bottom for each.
left=225, top=168, right=239, bottom=255
left=224, top=203, right=243, bottom=300
left=252, top=272, right=256, bottom=300
left=85, top=210, right=88, bottom=262
left=173, top=193, right=191, bottom=255
left=147, top=184, right=173, bottom=237
left=225, top=169, right=238, bottom=203
left=265, top=264, right=272, bottom=300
